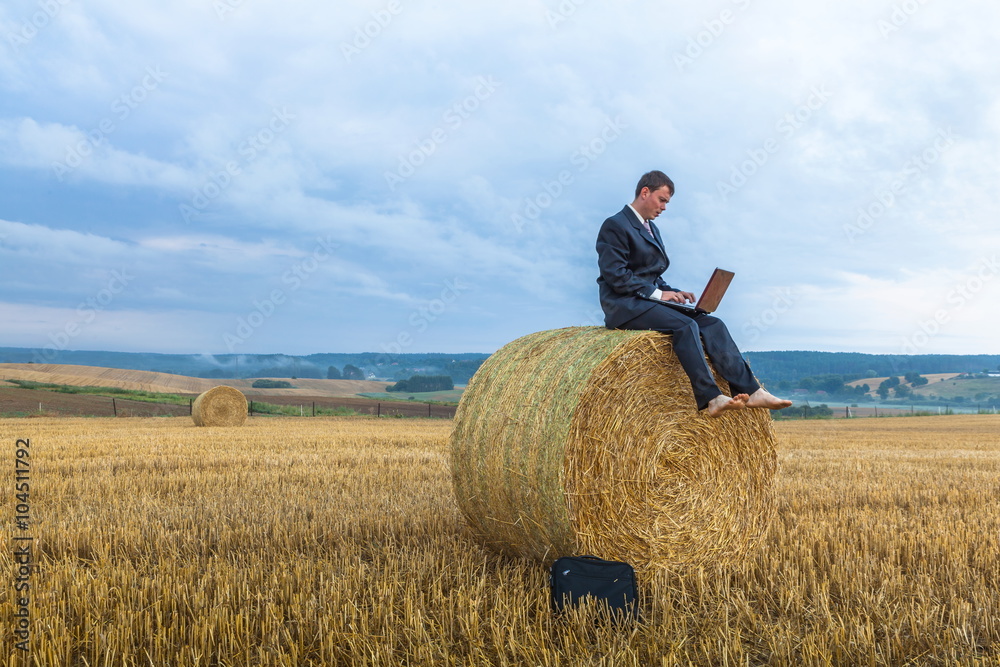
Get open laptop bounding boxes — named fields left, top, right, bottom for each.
left=646, top=268, right=735, bottom=315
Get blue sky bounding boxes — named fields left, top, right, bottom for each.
left=1, top=0, right=998, bottom=357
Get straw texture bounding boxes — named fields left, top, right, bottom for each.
left=192, top=385, right=248, bottom=427
left=450, top=326, right=776, bottom=571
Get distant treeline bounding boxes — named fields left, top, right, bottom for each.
left=251, top=379, right=294, bottom=389
left=0, top=348, right=489, bottom=384
left=745, top=351, right=1000, bottom=386
left=387, top=375, right=454, bottom=393
left=5, top=347, right=999, bottom=388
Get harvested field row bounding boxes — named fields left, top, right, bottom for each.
left=252, top=394, right=457, bottom=418
left=0, top=387, right=457, bottom=419
left=0, top=387, right=189, bottom=417
left=0, top=364, right=388, bottom=397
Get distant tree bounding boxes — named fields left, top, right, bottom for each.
left=387, top=375, right=454, bottom=393
left=327, top=365, right=342, bottom=379
left=885, top=376, right=900, bottom=388
left=817, top=374, right=845, bottom=395
left=877, top=383, right=890, bottom=400
left=904, top=371, right=921, bottom=384
left=911, top=376, right=928, bottom=386
left=442, top=359, right=486, bottom=384
left=798, top=377, right=815, bottom=391
left=342, top=364, right=365, bottom=380
left=894, top=384, right=912, bottom=398
left=252, top=379, right=294, bottom=389
left=847, top=384, right=870, bottom=398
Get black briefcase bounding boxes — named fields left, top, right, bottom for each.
left=549, top=555, right=639, bottom=620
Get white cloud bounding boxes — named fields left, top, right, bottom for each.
left=0, top=118, right=193, bottom=188
left=1, top=0, right=999, bottom=354
left=0, top=217, right=130, bottom=262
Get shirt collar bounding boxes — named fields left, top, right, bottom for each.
left=627, top=204, right=648, bottom=226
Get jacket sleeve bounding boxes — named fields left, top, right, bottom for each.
left=597, top=218, right=661, bottom=298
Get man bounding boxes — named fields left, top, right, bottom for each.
left=596, top=170, right=791, bottom=417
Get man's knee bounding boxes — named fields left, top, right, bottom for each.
left=697, top=315, right=731, bottom=338
left=672, top=317, right=701, bottom=340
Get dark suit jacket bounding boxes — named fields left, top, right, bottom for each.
left=596, top=205, right=680, bottom=328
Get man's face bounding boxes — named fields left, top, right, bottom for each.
left=635, top=186, right=672, bottom=221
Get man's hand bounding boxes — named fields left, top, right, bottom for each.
left=660, top=290, right=695, bottom=304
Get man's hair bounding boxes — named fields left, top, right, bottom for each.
left=635, top=170, right=675, bottom=197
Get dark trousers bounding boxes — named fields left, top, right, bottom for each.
left=618, top=304, right=760, bottom=410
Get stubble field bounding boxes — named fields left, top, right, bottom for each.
left=2, top=414, right=999, bottom=665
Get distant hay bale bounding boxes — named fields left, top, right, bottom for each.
left=192, top=386, right=248, bottom=427
left=450, top=326, right=776, bottom=572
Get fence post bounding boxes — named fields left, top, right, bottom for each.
left=378, top=402, right=381, bottom=417
left=112, top=398, right=117, bottom=417
left=312, top=401, right=316, bottom=417
left=428, top=403, right=431, bottom=417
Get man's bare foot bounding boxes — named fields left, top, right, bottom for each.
left=705, top=393, right=749, bottom=418
left=745, top=388, right=793, bottom=410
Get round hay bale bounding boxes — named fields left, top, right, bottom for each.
left=192, top=385, right=248, bottom=427
left=450, top=326, right=776, bottom=571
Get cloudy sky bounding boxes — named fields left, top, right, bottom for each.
left=1, top=0, right=998, bottom=358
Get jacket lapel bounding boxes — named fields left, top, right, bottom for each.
left=624, top=206, right=665, bottom=256
left=649, top=222, right=665, bottom=254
